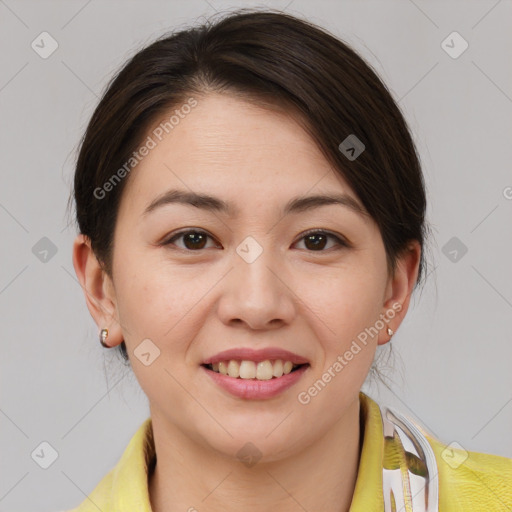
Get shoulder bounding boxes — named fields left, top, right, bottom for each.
left=371, top=393, right=512, bottom=512
left=63, top=417, right=153, bottom=511
left=426, top=434, right=512, bottom=511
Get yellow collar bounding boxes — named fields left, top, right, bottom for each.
left=350, top=391, right=385, bottom=510
left=70, top=392, right=512, bottom=511
left=76, top=392, right=385, bottom=511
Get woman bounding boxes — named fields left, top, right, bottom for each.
left=69, top=9, right=512, bottom=512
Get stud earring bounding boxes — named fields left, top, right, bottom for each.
left=99, top=328, right=110, bottom=348
left=387, top=327, right=394, bottom=337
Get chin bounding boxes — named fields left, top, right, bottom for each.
left=209, top=434, right=302, bottom=467
left=199, top=416, right=309, bottom=462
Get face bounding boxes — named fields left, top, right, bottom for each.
left=78, top=92, right=416, bottom=461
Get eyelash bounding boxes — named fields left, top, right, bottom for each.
left=162, top=228, right=349, bottom=252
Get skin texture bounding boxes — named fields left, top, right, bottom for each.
left=73, top=92, right=420, bottom=512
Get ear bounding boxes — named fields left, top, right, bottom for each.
left=72, top=234, right=124, bottom=348
left=377, top=240, right=421, bottom=346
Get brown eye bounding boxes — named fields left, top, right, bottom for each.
left=164, top=230, right=217, bottom=251
left=304, top=233, right=328, bottom=250
left=295, top=230, right=348, bottom=252
left=162, top=228, right=348, bottom=252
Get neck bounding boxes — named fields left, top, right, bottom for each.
left=148, top=397, right=363, bottom=512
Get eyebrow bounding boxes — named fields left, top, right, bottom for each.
left=143, top=188, right=369, bottom=219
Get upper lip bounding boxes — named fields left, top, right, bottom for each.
left=202, top=348, right=309, bottom=365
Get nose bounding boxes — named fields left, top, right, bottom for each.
left=216, top=245, right=296, bottom=331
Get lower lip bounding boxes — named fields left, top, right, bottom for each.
left=202, top=364, right=309, bottom=400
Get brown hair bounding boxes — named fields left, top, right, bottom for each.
left=70, top=8, right=431, bottom=364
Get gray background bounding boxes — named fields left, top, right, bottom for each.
left=1, top=1, right=511, bottom=511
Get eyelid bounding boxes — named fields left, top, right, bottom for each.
left=298, top=228, right=349, bottom=246
left=294, top=228, right=350, bottom=251
left=162, top=228, right=218, bottom=249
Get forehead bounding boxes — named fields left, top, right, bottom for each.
left=120, top=93, right=358, bottom=214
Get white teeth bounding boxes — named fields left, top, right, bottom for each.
left=283, top=361, right=293, bottom=375
left=272, top=359, right=284, bottom=377
left=239, top=360, right=256, bottom=379
left=227, top=360, right=240, bottom=378
left=256, top=360, right=273, bottom=380
left=207, top=359, right=304, bottom=380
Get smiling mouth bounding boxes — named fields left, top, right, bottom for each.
left=202, top=360, right=309, bottom=380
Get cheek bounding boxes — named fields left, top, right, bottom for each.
left=300, top=262, right=385, bottom=340
left=111, top=247, right=190, bottom=344
left=294, top=272, right=383, bottom=416
left=113, top=263, right=204, bottom=403
left=296, top=259, right=386, bottom=397
left=113, top=254, right=223, bottom=370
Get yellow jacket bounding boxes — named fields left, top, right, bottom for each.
left=67, top=392, right=512, bottom=511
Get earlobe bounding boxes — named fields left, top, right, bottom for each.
left=71, top=234, right=124, bottom=348
left=378, top=241, right=421, bottom=346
